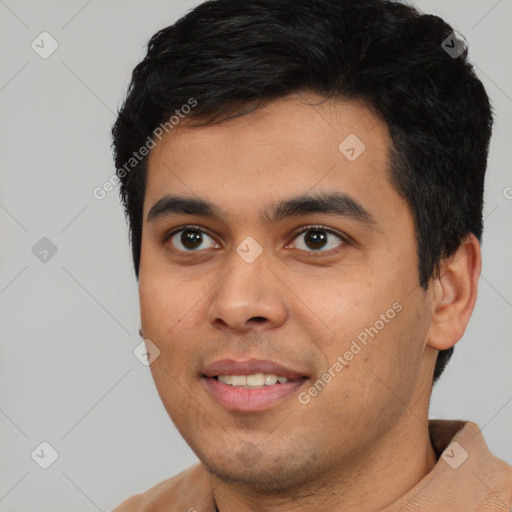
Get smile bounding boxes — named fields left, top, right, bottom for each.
left=215, top=373, right=289, bottom=388
left=201, top=358, right=309, bottom=411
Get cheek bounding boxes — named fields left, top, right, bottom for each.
left=139, top=270, right=206, bottom=378
left=303, top=267, right=424, bottom=379
left=139, top=264, right=202, bottom=332
left=359, top=293, right=429, bottom=402
left=306, top=298, right=427, bottom=429
left=299, top=279, right=394, bottom=352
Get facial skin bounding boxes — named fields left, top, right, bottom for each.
left=139, top=92, right=481, bottom=511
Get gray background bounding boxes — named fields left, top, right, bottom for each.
left=0, top=0, right=510, bottom=510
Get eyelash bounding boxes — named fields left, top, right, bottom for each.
left=162, top=224, right=348, bottom=256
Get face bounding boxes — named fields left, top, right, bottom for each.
left=139, top=93, right=435, bottom=490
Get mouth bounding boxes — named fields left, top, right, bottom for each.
left=214, top=373, right=292, bottom=388
left=201, top=359, right=309, bottom=412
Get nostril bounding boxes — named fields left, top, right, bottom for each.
left=249, top=316, right=266, bottom=323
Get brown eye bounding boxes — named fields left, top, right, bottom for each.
left=291, top=227, right=345, bottom=253
left=168, top=228, right=218, bottom=252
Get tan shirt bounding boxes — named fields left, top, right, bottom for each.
left=113, top=420, right=512, bottom=511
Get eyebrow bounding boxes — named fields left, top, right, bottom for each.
left=147, top=192, right=377, bottom=228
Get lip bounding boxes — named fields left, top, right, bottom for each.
left=202, top=358, right=307, bottom=381
left=201, top=358, right=309, bottom=412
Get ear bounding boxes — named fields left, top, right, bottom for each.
left=426, top=233, right=482, bottom=351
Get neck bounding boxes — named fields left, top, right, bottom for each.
left=210, top=416, right=437, bottom=512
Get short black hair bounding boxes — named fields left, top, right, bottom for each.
left=111, top=0, right=493, bottom=383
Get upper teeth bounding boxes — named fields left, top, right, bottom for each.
left=217, top=374, right=289, bottom=388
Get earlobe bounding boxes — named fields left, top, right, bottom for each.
left=426, top=233, right=482, bottom=351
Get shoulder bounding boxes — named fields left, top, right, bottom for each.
left=432, top=420, right=512, bottom=496
left=112, top=462, right=212, bottom=512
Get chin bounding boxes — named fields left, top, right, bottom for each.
left=198, top=445, right=320, bottom=493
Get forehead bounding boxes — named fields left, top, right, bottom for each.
left=144, top=93, right=399, bottom=225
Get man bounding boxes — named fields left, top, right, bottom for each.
left=111, top=0, right=512, bottom=510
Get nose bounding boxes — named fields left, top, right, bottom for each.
left=207, top=249, right=288, bottom=333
